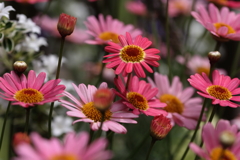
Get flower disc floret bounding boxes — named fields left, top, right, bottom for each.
left=99, top=32, right=119, bottom=43
left=82, top=102, right=112, bottom=122
left=207, top=85, right=232, bottom=100
left=160, top=94, right=184, bottom=114
left=50, top=154, right=77, bottom=160
left=14, top=88, right=44, bottom=103
left=127, top=92, right=149, bottom=110
left=120, top=45, right=145, bottom=62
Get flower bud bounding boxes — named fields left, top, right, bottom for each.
left=93, top=88, right=113, bottom=112
left=219, top=131, right=236, bottom=148
left=150, top=115, right=172, bottom=140
left=208, top=51, right=221, bottom=64
left=57, top=13, right=77, bottom=38
left=12, top=132, right=30, bottom=148
left=13, top=61, right=27, bottom=74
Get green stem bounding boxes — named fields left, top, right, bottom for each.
left=106, top=131, right=114, bottom=149
left=230, top=42, right=240, bottom=77
left=180, top=98, right=208, bottom=160
left=145, top=138, right=157, bottom=160
left=24, top=108, right=31, bottom=134
left=88, top=128, right=94, bottom=145
left=165, top=0, right=171, bottom=80
left=48, top=37, right=65, bottom=138
left=95, top=111, right=105, bottom=139
left=208, top=105, right=217, bottom=123
left=0, top=102, right=11, bottom=151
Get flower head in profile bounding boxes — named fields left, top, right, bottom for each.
left=190, top=120, right=240, bottom=160
left=13, top=132, right=30, bottom=148
left=103, top=32, right=161, bottom=78
left=114, top=76, right=167, bottom=116
left=57, top=13, right=77, bottom=37
left=192, top=3, right=240, bottom=41
left=14, top=132, right=112, bottom=160
left=84, top=14, right=141, bottom=45
left=150, top=115, right=172, bottom=140
left=209, top=0, right=240, bottom=8
left=60, top=82, right=138, bottom=134
left=148, top=73, right=204, bottom=130
left=0, top=70, right=65, bottom=108
left=0, top=2, right=14, bottom=19
left=188, top=70, right=240, bottom=107
left=125, top=1, right=147, bottom=16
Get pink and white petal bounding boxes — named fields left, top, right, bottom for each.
left=189, top=143, right=209, bottom=159
left=172, top=113, right=197, bottom=130
left=202, top=123, right=218, bottom=151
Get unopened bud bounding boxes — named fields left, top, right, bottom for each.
left=93, top=88, right=113, bottom=112
left=13, top=61, right=27, bottom=74
left=57, top=13, right=77, bottom=38
left=150, top=115, right=172, bottom=140
left=219, top=131, right=236, bottom=148
left=12, top=132, right=30, bottom=148
left=208, top=51, right=221, bottom=64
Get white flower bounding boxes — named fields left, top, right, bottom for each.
left=0, top=3, right=14, bottom=19
left=51, top=116, right=73, bottom=136
left=16, top=14, right=40, bottom=33
left=32, top=54, right=66, bottom=79
left=15, top=33, right=47, bottom=52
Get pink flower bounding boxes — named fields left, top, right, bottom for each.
left=190, top=120, right=240, bottom=160
left=0, top=70, right=65, bottom=108
left=166, top=0, right=192, bottom=17
left=188, top=70, right=240, bottom=107
left=125, top=1, right=147, bottom=16
left=209, top=0, right=240, bottom=8
left=103, top=32, right=160, bottom=78
left=14, top=132, right=112, bottom=160
left=192, top=3, right=240, bottom=41
left=60, top=82, right=138, bottom=134
left=34, top=15, right=89, bottom=44
left=114, top=76, right=167, bottom=116
left=6, top=0, right=48, bottom=4
left=57, top=13, right=77, bottom=37
left=148, top=73, right=204, bottom=130
left=84, top=14, right=141, bottom=45
left=150, top=115, right=173, bottom=140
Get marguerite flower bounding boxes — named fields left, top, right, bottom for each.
left=125, top=1, right=147, bottom=16
left=188, top=70, right=240, bottom=107
left=0, top=2, right=14, bottom=19
left=114, top=76, right=167, bottom=116
left=60, top=82, right=138, bottom=134
left=209, top=0, right=240, bottom=8
left=103, top=32, right=161, bottom=78
left=0, top=70, right=65, bottom=108
left=192, top=3, right=240, bottom=41
left=84, top=14, right=141, bottom=45
left=148, top=73, right=204, bottom=130
left=7, top=0, right=49, bottom=4
left=190, top=119, right=240, bottom=160
left=14, top=132, right=112, bottom=160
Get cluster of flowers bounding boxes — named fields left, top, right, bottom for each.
left=1, top=0, right=240, bottom=159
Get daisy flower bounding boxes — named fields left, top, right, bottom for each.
left=60, top=82, right=138, bottom=134
left=190, top=119, right=240, bottom=160
left=6, top=0, right=49, bottom=4
left=188, top=70, right=240, bottom=107
left=148, top=73, right=204, bottom=130
left=14, top=132, right=112, bottom=160
left=103, top=32, right=161, bottom=78
left=0, top=2, right=15, bottom=19
left=84, top=14, right=141, bottom=45
left=191, top=3, right=240, bottom=41
left=0, top=70, right=65, bottom=108
left=114, top=76, right=167, bottom=116
left=125, top=1, right=147, bottom=16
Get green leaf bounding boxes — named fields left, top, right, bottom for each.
left=4, top=22, right=12, bottom=30
left=3, top=38, right=14, bottom=52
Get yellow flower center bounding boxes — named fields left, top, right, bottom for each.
left=127, top=92, right=149, bottom=110
left=99, top=32, right=119, bottom=43
left=160, top=94, right=184, bottom=114
left=196, top=67, right=210, bottom=75
left=81, top=102, right=112, bottom=122
left=120, top=45, right=145, bottom=63
left=14, top=88, right=44, bottom=103
left=210, top=147, right=237, bottom=160
left=174, top=2, right=186, bottom=11
left=214, top=23, right=236, bottom=34
left=50, top=154, right=78, bottom=160
left=207, top=85, right=232, bottom=100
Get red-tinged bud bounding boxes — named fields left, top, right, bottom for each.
left=57, top=13, right=77, bottom=38
left=150, top=115, right=172, bottom=140
left=12, top=132, right=30, bottom=148
left=93, top=88, right=113, bottom=112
